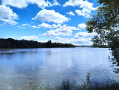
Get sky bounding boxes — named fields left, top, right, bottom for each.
left=0, top=0, right=98, bottom=46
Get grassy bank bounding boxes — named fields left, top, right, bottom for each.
left=8, top=74, right=119, bottom=90
left=10, top=79, right=119, bottom=90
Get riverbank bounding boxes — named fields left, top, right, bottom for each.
left=8, top=77, right=119, bottom=90
left=0, top=38, right=75, bottom=48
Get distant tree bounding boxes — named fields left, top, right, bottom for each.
left=45, top=40, right=52, bottom=48
left=0, top=38, right=75, bottom=48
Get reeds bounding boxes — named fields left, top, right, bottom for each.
left=8, top=73, right=119, bottom=90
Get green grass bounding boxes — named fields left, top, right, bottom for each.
left=19, top=80, right=119, bottom=90
left=8, top=74, right=119, bottom=90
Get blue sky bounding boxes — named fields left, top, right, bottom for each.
left=0, top=0, right=98, bottom=45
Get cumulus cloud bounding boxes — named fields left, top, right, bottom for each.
left=75, top=32, right=96, bottom=38
left=21, top=23, right=31, bottom=27
left=39, top=23, right=52, bottom=28
left=52, top=24, right=62, bottom=28
left=53, top=37, right=93, bottom=46
left=31, top=25, right=40, bottom=28
left=0, top=5, right=18, bottom=25
left=18, top=23, right=62, bottom=29
left=78, top=23, right=86, bottom=30
left=17, top=23, right=31, bottom=29
left=75, top=9, right=90, bottom=18
left=54, top=32, right=95, bottom=45
left=38, top=23, right=62, bottom=28
left=32, top=9, right=70, bottom=24
left=63, top=0, right=96, bottom=18
left=63, top=0, right=95, bottom=9
left=39, top=23, right=62, bottom=28
left=21, top=35, right=39, bottom=40
left=67, top=11, right=75, bottom=16
left=1, top=0, right=59, bottom=9
left=72, top=37, right=92, bottom=45
left=53, top=0, right=60, bottom=6
left=30, top=23, right=52, bottom=29
left=43, top=24, right=79, bottom=36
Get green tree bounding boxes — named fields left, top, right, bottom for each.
left=86, top=0, right=119, bottom=65
left=0, top=38, right=75, bottom=48
left=86, top=0, right=119, bottom=48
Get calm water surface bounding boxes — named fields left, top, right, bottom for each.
left=0, top=47, right=119, bottom=89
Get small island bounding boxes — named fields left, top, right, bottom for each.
left=0, top=38, right=75, bottom=48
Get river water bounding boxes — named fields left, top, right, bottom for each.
left=0, top=47, right=119, bottom=89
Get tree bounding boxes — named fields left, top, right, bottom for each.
left=45, top=40, right=52, bottom=48
left=86, top=0, right=119, bottom=48
left=86, top=0, right=119, bottom=66
left=0, top=38, right=75, bottom=48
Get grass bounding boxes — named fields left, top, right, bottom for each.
left=8, top=74, right=119, bottom=90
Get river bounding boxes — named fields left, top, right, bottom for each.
left=0, top=47, right=119, bottom=89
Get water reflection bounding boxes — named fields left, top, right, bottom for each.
left=0, top=48, right=119, bottom=89
left=6, top=73, right=91, bottom=90
left=7, top=72, right=119, bottom=90
left=108, top=48, right=119, bottom=73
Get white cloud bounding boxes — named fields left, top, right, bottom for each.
left=0, top=5, right=18, bottom=25
left=63, top=0, right=95, bottom=10
left=21, top=23, right=31, bottom=27
left=53, top=37, right=93, bottom=46
left=17, top=23, right=31, bottom=29
left=72, top=37, right=93, bottom=45
left=1, top=0, right=59, bottom=9
left=39, top=23, right=52, bottom=28
left=31, top=25, right=40, bottom=28
left=38, top=23, right=61, bottom=28
left=43, top=24, right=79, bottom=36
left=43, top=28, right=72, bottom=36
left=78, top=23, right=86, bottom=29
left=67, top=12, right=75, bottom=16
left=39, top=23, right=62, bottom=28
left=75, top=32, right=96, bottom=38
left=63, top=0, right=96, bottom=18
left=52, top=24, right=61, bottom=28
left=21, top=35, right=39, bottom=40
left=18, top=23, right=62, bottom=29
left=53, top=0, right=60, bottom=6
left=32, top=9, right=70, bottom=24
left=75, top=9, right=90, bottom=18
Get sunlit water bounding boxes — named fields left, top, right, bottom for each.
left=0, top=47, right=119, bottom=89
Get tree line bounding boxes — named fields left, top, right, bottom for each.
left=0, top=38, right=75, bottom=48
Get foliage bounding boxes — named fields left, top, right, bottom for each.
left=86, top=0, right=119, bottom=65
left=86, top=0, right=119, bottom=48
left=0, top=38, right=75, bottom=48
